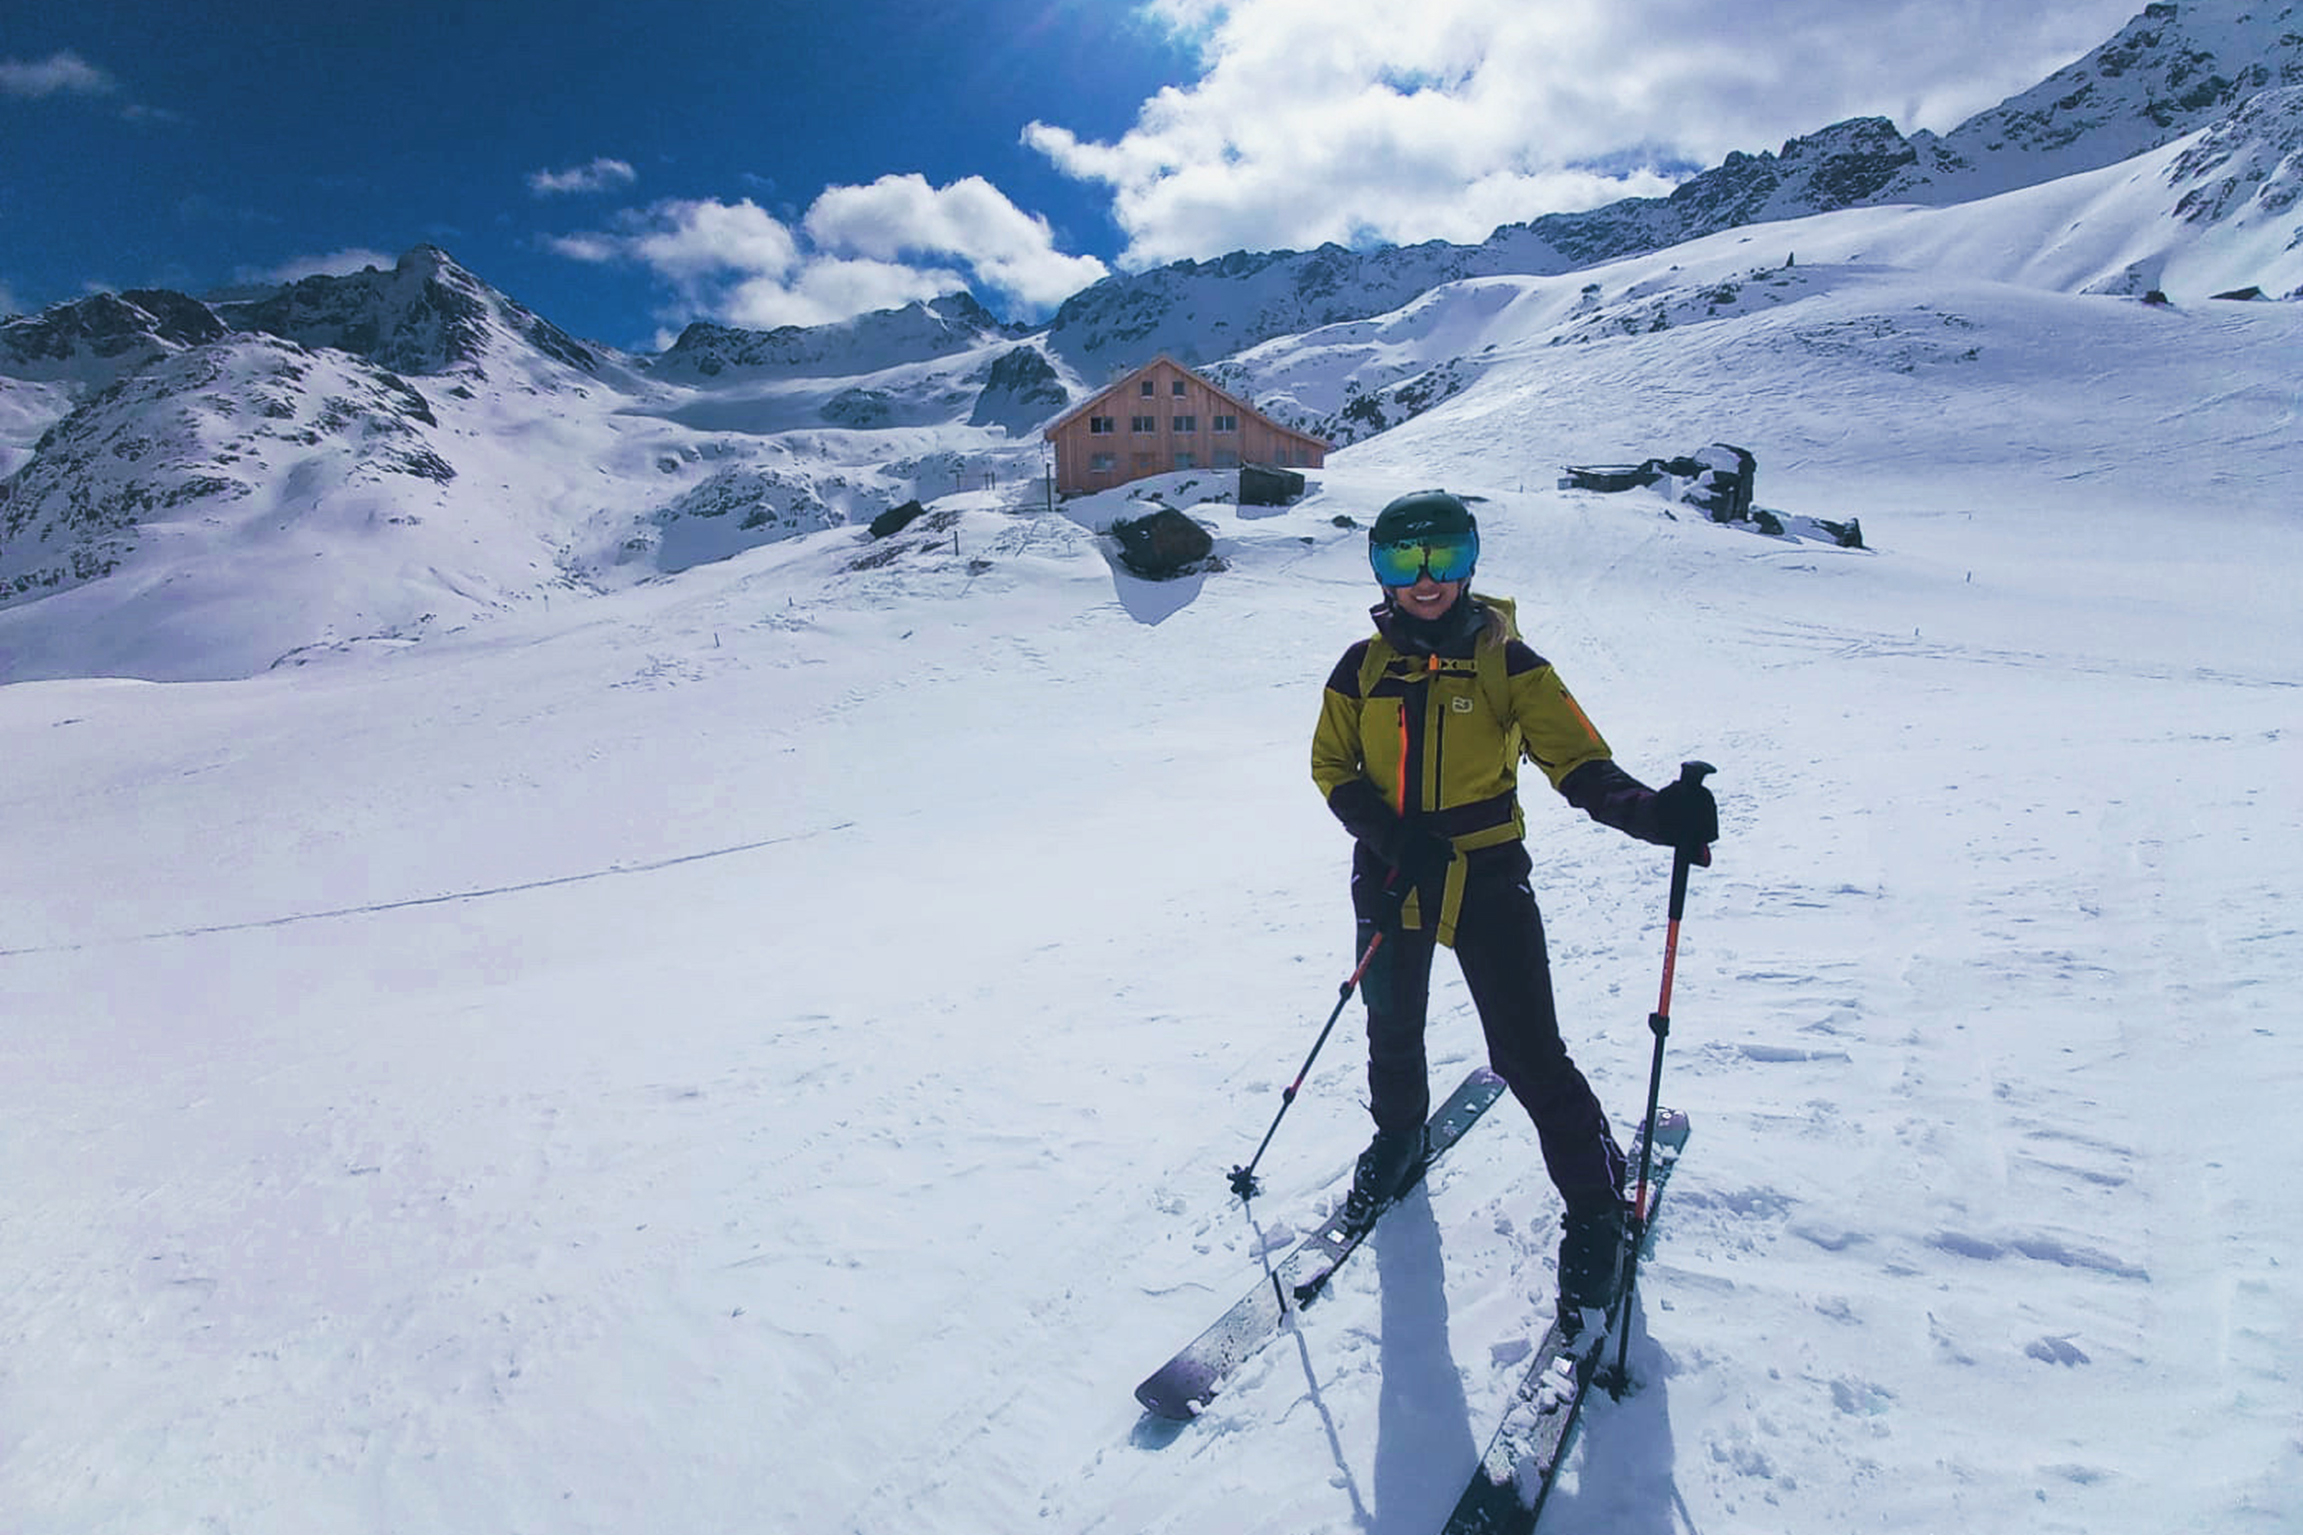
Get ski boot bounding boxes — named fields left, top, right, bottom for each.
left=1342, top=1125, right=1426, bottom=1225
left=1556, top=1199, right=1632, bottom=1335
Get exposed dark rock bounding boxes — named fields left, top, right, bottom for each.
left=1560, top=464, right=1665, bottom=493
left=1318, top=359, right=1471, bottom=446
left=967, top=346, right=1068, bottom=433
left=1110, top=506, right=1214, bottom=578
left=1239, top=464, right=1307, bottom=506
left=1682, top=444, right=1756, bottom=522
left=1561, top=443, right=1754, bottom=521
left=822, top=388, right=894, bottom=428
left=869, top=499, right=928, bottom=538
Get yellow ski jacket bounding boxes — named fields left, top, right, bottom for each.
left=1311, top=593, right=1617, bottom=942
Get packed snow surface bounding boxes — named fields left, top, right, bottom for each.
left=3, top=267, right=2299, bottom=1533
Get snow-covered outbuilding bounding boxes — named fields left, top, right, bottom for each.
left=1042, top=355, right=1328, bottom=497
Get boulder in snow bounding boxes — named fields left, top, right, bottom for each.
left=1110, top=507, right=1214, bottom=578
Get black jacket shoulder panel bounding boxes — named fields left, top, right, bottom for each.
left=1503, top=637, right=1551, bottom=674
left=1326, top=639, right=1374, bottom=696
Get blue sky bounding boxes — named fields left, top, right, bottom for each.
left=3, top=0, right=2144, bottom=350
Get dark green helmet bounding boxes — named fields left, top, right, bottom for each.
left=1370, top=490, right=1476, bottom=545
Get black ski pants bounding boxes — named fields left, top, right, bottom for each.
left=1353, top=841, right=1626, bottom=1214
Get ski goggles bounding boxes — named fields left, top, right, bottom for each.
left=1369, top=532, right=1478, bottom=587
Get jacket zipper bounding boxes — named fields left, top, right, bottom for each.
left=1425, top=655, right=1443, bottom=816
left=1394, top=694, right=1411, bottom=816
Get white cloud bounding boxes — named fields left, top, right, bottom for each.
left=721, top=257, right=969, bottom=334
left=528, top=158, right=639, bottom=197
left=552, top=178, right=1109, bottom=331
left=1028, top=0, right=2142, bottom=267
left=1, top=49, right=179, bottom=122
left=239, top=249, right=397, bottom=285
left=0, top=280, right=21, bottom=318
left=801, top=174, right=1111, bottom=311
left=613, top=198, right=803, bottom=291
left=0, top=51, right=115, bottom=98
left=545, top=232, right=624, bottom=265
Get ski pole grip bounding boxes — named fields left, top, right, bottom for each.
left=1668, top=760, right=1714, bottom=916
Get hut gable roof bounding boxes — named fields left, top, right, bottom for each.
left=1042, top=354, right=1328, bottom=449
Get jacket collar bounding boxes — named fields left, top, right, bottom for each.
left=1370, top=593, right=1486, bottom=658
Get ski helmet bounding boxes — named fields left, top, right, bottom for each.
left=1368, top=490, right=1478, bottom=585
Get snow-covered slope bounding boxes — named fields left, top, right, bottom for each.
left=1225, top=89, right=2303, bottom=449
left=1889, top=0, right=2303, bottom=202
left=1, top=336, right=455, bottom=601
left=2, top=246, right=2295, bottom=1534
left=0, top=253, right=1065, bottom=680
left=4, top=7, right=2301, bottom=1530
left=0, top=291, right=237, bottom=479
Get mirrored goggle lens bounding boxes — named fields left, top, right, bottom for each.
left=1370, top=535, right=1476, bottom=586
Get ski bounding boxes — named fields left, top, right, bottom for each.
left=1440, top=1107, right=1692, bottom=1534
left=1134, top=1066, right=1510, bottom=1420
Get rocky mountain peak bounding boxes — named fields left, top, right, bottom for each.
left=213, top=245, right=602, bottom=381
left=649, top=291, right=1021, bottom=382
left=0, top=288, right=229, bottom=386
left=1662, top=115, right=1921, bottom=230
left=1886, top=0, right=2303, bottom=200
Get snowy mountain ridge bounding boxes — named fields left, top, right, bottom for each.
left=1223, top=85, right=2303, bottom=447
left=1, top=0, right=2300, bottom=682
left=1044, top=0, right=2302, bottom=372
left=1888, top=0, right=2303, bottom=202
left=0, top=287, right=234, bottom=392
left=0, top=243, right=1090, bottom=675
left=647, top=291, right=1028, bottom=383
left=207, top=243, right=613, bottom=388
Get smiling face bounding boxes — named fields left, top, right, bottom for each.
left=1368, top=518, right=1478, bottom=619
left=1388, top=573, right=1464, bottom=621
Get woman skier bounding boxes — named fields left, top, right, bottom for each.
left=1309, top=489, right=1718, bottom=1317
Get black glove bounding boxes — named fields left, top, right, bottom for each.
left=1651, top=777, right=1719, bottom=863
left=1376, top=822, right=1455, bottom=886
left=1367, top=822, right=1452, bottom=931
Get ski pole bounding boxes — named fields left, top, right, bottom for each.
left=1613, top=760, right=1713, bottom=1386
left=1228, top=901, right=1394, bottom=1200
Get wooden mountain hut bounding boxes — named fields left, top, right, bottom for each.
left=1042, top=355, right=1329, bottom=497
